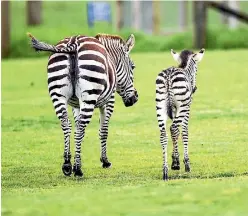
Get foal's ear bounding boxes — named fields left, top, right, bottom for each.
left=171, top=49, right=181, bottom=64
left=126, top=34, right=135, bottom=53
left=193, top=48, right=205, bottom=62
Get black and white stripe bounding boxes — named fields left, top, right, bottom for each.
left=28, top=33, right=138, bottom=177
left=155, top=48, right=205, bottom=181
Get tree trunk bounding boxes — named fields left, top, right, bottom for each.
left=1, top=0, right=10, bottom=58
left=152, top=0, right=160, bottom=34
left=221, top=1, right=228, bottom=25
left=116, top=0, right=124, bottom=31
left=193, top=1, right=207, bottom=49
left=132, top=0, right=140, bottom=30
left=228, top=0, right=240, bottom=29
left=179, top=1, right=188, bottom=31
left=27, top=1, right=42, bottom=26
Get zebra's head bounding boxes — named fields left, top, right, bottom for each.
left=171, top=48, right=205, bottom=92
left=116, top=34, right=138, bottom=107
left=171, top=49, right=205, bottom=67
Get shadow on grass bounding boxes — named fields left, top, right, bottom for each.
left=166, top=171, right=244, bottom=181
left=3, top=164, right=248, bottom=190
left=58, top=169, right=248, bottom=183
left=168, top=171, right=248, bottom=181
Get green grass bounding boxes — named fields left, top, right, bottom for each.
left=2, top=50, right=248, bottom=215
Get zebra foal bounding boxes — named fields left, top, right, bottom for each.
left=155, top=48, right=205, bottom=181
left=27, top=33, right=138, bottom=177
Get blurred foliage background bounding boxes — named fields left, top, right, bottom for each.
left=2, top=1, right=248, bottom=58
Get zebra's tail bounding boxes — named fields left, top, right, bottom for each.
left=167, top=88, right=173, bottom=120
left=27, top=33, right=76, bottom=53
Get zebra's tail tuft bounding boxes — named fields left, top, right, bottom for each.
left=27, top=32, right=42, bottom=52
left=27, top=32, right=59, bottom=53
left=27, top=32, right=35, bottom=40
left=167, top=104, right=173, bottom=120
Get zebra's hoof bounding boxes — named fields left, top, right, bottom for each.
left=183, top=158, right=191, bottom=172
left=100, top=158, right=112, bottom=168
left=185, top=164, right=191, bottom=172
left=102, top=161, right=112, bottom=168
left=73, top=165, right=83, bottom=177
left=163, top=167, right=169, bottom=181
left=163, top=173, right=169, bottom=181
left=62, top=162, right=72, bottom=176
left=171, top=164, right=180, bottom=170
left=171, top=156, right=180, bottom=170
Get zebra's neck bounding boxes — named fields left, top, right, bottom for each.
left=184, top=57, right=197, bottom=90
left=97, top=37, right=122, bottom=68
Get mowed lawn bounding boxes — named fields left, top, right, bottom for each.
left=2, top=50, right=248, bottom=216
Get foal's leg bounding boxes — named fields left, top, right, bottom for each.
left=156, top=97, right=169, bottom=180
left=170, top=115, right=181, bottom=171
left=181, top=106, right=191, bottom=172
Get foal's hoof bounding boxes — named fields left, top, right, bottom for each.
left=62, top=162, right=72, bottom=176
left=185, top=164, right=191, bottom=172
left=163, top=167, right=169, bottom=181
left=100, top=158, right=112, bottom=168
left=73, top=165, right=83, bottom=177
left=183, top=158, right=191, bottom=172
left=163, top=172, right=168, bottom=181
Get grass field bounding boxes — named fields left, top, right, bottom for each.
left=2, top=50, right=248, bottom=215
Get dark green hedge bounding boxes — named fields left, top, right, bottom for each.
left=8, top=26, right=248, bottom=59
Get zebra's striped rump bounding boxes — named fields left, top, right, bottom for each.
left=156, top=48, right=205, bottom=180
left=47, top=35, right=116, bottom=110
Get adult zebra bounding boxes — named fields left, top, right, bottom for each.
left=155, top=49, right=205, bottom=181
left=27, top=33, right=138, bottom=177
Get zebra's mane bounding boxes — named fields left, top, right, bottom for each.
left=95, top=33, right=125, bottom=45
left=178, top=50, right=194, bottom=69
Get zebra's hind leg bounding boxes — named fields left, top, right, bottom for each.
left=170, top=121, right=181, bottom=171
left=156, top=99, right=169, bottom=180
left=57, top=106, right=73, bottom=176
left=99, top=95, right=115, bottom=168
left=181, top=106, right=191, bottom=172
left=73, top=102, right=95, bottom=177
left=160, top=129, right=169, bottom=181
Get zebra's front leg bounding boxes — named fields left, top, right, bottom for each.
left=99, top=96, right=115, bottom=168
left=73, top=104, right=95, bottom=177
left=181, top=108, right=191, bottom=172
left=59, top=107, right=73, bottom=176
left=170, top=121, right=181, bottom=170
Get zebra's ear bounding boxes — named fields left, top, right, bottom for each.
left=171, top=49, right=181, bottom=64
left=194, top=48, right=205, bottom=62
left=126, top=34, right=135, bottom=53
